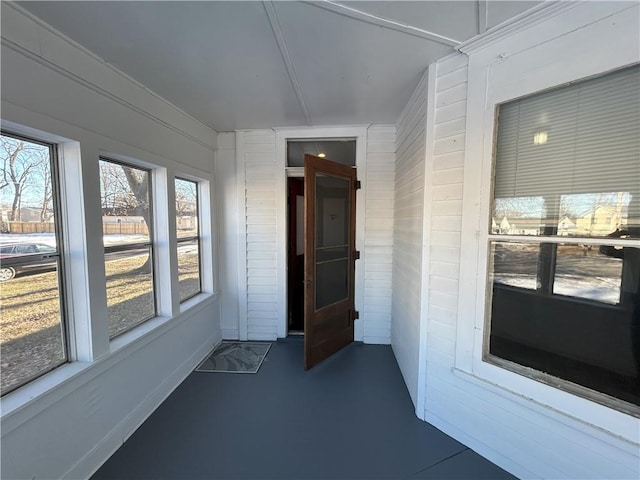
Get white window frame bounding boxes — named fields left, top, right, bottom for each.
left=173, top=170, right=215, bottom=314
left=175, top=176, right=203, bottom=303
left=0, top=130, right=69, bottom=395
left=99, top=156, right=158, bottom=339
left=0, top=120, right=110, bottom=412
left=0, top=119, right=217, bottom=419
left=455, top=3, right=640, bottom=442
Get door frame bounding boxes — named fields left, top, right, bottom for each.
left=275, top=126, right=368, bottom=340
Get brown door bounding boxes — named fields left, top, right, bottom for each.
left=304, top=154, right=357, bottom=369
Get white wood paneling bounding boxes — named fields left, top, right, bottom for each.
left=238, top=130, right=279, bottom=341
left=236, top=126, right=393, bottom=344
left=392, top=70, right=428, bottom=407
left=417, top=4, right=640, bottom=478
left=421, top=55, right=467, bottom=411
left=363, top=125, right=395, bottom=344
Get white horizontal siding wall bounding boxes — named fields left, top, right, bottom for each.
left=424, top=54, right=467, bottom=393
left=392, top=71, right=428, bottom=406
left=237, top=130, right=279, bottom=341
left=235, top=126, right=394, bottom=343
left=419, top=8, right=640, bottom=476
left=363, top=125, right=395, bottom=344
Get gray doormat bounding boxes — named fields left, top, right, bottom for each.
left=196, top=342, right=271, bottom=373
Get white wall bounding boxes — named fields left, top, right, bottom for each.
left=232, top=126, right=395, bottom=344
left=1, top=5, right=221, bottom=479
left=362, top=125, right=395, bottom=344
left=392, top=71, right=428, bottom=407
left=416, top=3, right=640, bottom=479
left=235, top=130, right=279, bottom=340
left=216, top=132, right=240, bottom=339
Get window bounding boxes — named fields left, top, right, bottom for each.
left=487, top=65, right=640, bottom=409
left=287, top=140, right=356, bottom=167
left=99, top=158, right=155, bottom=338
left=0, top=132, right=67, bottom=395
left=175, top=178, right=201, bottom=302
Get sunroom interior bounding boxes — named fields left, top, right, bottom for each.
left=1, top=1, right=639, bottom=479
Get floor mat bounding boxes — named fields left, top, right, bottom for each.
left=195, top=342, right=271, bottom=373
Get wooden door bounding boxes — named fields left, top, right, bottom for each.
left=304, top=154, right=357, bottom=369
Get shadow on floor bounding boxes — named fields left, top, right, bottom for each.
left=92, top=339, right=516, bottom=479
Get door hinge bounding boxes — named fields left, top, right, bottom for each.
left=352, top=310, right=360, bottom=321
left=354, top=250, right=360, bottom=260
left=355, top=180, right=361, bottom=190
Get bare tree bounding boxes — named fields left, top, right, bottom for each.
left=1, top=136, right=49, bottom=222
left=99, top=160, right=152, bottom=272
left=36, top=161, right=53, bottom=222
left=175, top=179, right=196, bottom=217
left=493, top=196, right=544, bottom=220
left=122, top=167, right=149, bottom=221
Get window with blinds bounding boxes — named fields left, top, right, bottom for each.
left=492, top=65, right=640, bottom=238
left=486, top=65, right=640, bottom=413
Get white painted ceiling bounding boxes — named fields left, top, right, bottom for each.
left=18, top=1, right=541, bottom=132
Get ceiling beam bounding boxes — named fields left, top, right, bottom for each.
left=303, top=0, right=462, bottom=47
left=263, top=1, right=312, bottom=125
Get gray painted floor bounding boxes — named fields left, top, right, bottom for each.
left=92, top=339, right=516, bottom=479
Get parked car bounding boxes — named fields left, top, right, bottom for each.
left=0, top=243, right=58, bottom=282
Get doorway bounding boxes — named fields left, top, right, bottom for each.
left=285, top=139, right=357, bottom=338
left=287, top=177, right=305, bottom=334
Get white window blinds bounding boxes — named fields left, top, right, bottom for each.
left=493, top=65, right=640, bottom=222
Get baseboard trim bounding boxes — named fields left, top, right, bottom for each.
left=221, top=328, right=240, bottom=340
left=65, top=336, right=221, bottom=479
left=424, top=409, right=535, bottom=480
left=362, top=335, right=391, bottom=345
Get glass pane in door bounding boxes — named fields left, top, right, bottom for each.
left=315, top=174, right=350, bottom=309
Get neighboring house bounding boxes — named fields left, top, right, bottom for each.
left=176, top=216, right=197, bottom=231
left=575, top=205, right=622, bottom=236
left=493, top=216, right=544, bottom=236
left=1, top=3, right=638, bottom=480
left=498, top=216, right=510, bottom=234
left=557, top=215, right=576, bottom=236
left=0, top=206, right=45, bottom=223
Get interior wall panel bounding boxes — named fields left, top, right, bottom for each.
left=392, top=70, right=428, bottom=407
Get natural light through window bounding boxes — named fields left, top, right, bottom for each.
left=0, top=132, right=67, bottom=396
left=175, top=178, right=201, bottom=302
left=99, top=158, right=155, bottom=338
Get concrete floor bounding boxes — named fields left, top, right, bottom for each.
left=92, top=339, right=516, bottom=479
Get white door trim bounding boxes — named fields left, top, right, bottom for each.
left=274, top=126, right=368, bottom=340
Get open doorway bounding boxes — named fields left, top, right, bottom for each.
left=285, top=139, right=356, bottom=337
left=287, top=177, right=305, bottom=334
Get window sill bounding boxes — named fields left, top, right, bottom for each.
left=179, top=291, right=217, bottom=314
left=0, top=361, right=92, bottom=424
left=1, top=291, right=219, bottom=431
